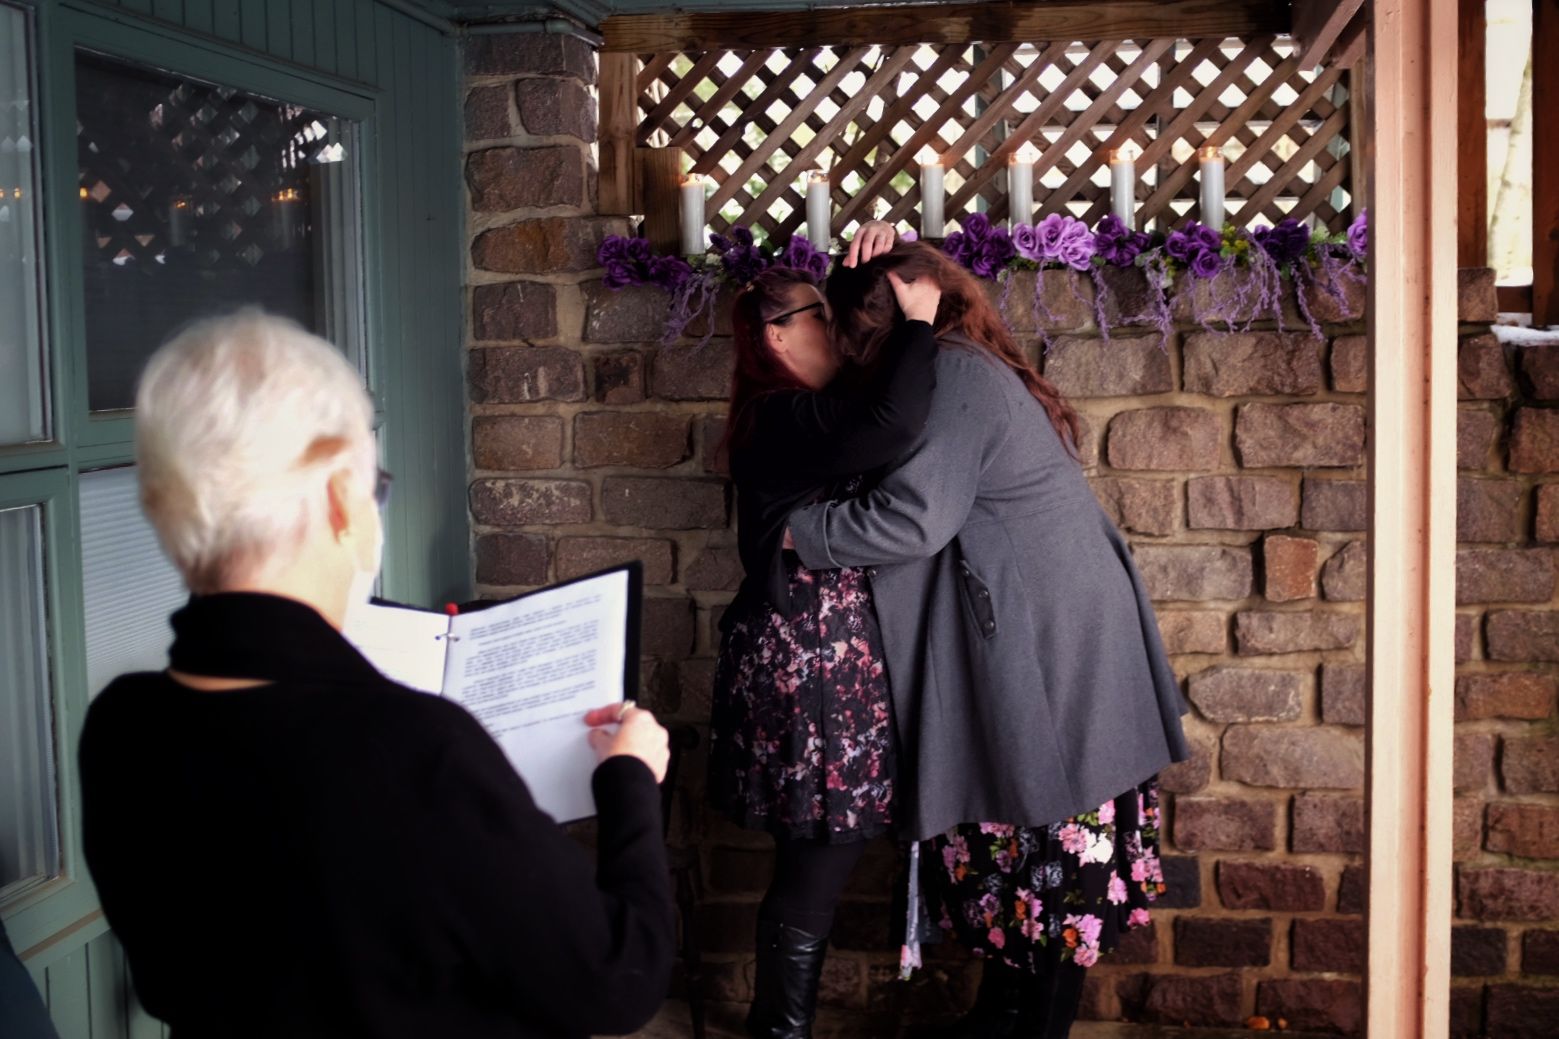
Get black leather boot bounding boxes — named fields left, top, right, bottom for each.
left=908, top=957, right=1031, bottom=1039
left=745, top=919, right=830, bottom=1039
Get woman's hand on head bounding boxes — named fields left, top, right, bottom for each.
left=888, top=270, right=941, bottom=324
left=585, top=702, right=670, bottom=783
left=845, top=220, right=897, bottom=268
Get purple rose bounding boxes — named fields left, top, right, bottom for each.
left=1058, top=231, right=1097, bottom=271
left=603, top=260, right=637, bottom=289
left=1164, top=230, right=1192, bottom=262
left=1095, top=214, right=1128, bottom=240
left=1011, top=222, right=1041, bottom=261
left=648, top=255, right=692, bottom=290
left=1035, top=214, right=1070, bottom=257
left=731, top=226, right=755, bottom=249
left=941, top=231, right=971, bottom=264
left=625, top=237, right=653, bottom=264
left=1348, top=208, right=1368, bottom=259
left=708, top=232, right=733, bottom=253
left=1191, top=222, right=1222, bottom=253
left=597, top=235, right=631, bottom=265
left=962, top=211, right=992, bottom=242
left=1189, top=248, right=1225, bottom=279
left=971, top=234, right=1016, bottom=279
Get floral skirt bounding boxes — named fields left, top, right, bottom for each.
left=707, top=559, right=896, bottom=843
left=918, top=781, right=1163, bottom=972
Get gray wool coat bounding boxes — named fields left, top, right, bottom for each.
left=789, top=338, right=1190, bottom=841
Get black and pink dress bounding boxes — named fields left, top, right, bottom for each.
left=707, top=320, right=938, bottom=844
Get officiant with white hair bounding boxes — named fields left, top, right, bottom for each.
left=78, top=310, right=675, bottom=1039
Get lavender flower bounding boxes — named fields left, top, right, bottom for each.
left=1029, top=214, right=1095, bottom=270
left=1347, top=208, right=1368, bottom=260
left=1011, top=223, right=1042, bottom=262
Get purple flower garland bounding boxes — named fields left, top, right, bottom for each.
left=597, top=209, right=1369, bottom=345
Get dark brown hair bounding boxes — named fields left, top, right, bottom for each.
left=825, top=241, right=1082, bottom=453
left=722, top=268, right=823, bottom=455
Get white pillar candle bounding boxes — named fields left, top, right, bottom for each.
left=679, top=174, right=707, bottom=257
left=1007, top=151, right=1034, bottom=228
left=805, top=170, right=831, bottom=247
left=920, top=156, right=945, bottom=239
left=1109, top=148, right=1136, bottom=230
left=1198, top=144, right=1225, bottom=231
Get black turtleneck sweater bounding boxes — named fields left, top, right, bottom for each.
left=79, top=593, right=673, bottom=1039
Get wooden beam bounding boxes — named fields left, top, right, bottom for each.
left=1348, top=60, right=1371, bottom=218
left=1294, top=0, right=1367, bottom=69
left=1536, top=0, right=1559, bottom=324
left=1458, top=0, right=1488, bottom=267
left=600, top=1, right=1290, bottom=52
left=597, top=53, right=638, bottom=215
left=1365, top=2, right=1457, bottom=1039
left=639, top=147, right=683, bottom=254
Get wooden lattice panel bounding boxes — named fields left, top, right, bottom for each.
left=632, top=37, right=1354, bottom=242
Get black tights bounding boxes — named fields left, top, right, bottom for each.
left=757, top=836, right=869, bottom=937
left=985, top=956, right=1088, bottom=1039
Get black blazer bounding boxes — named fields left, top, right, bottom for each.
left=727, top=318, right=937, bottom=614
left=79, top=593, right=674, bottom=1039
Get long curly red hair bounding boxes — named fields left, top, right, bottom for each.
left=824, top=241, right=1081, bottom=454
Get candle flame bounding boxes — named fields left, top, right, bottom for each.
left=1011, top=142, right=1040, bottom=165
left=1198, top=144, right=1223, bottom=161
left=1110, top=144, right=1139, bottom=164
left=274, top=188, right=302, bottom=203
left=807, top=169, right=828, bottom=184
left=680, top=173, right=707, bottom=188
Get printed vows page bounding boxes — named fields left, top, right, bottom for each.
left=442, top=569, right=630, bottom=822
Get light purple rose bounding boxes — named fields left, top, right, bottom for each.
left=1057, top=230, right=1097, bottom=271
left=1011, top=223, right=1042, bottom=261
left=1348, top=208, right=1368, bottom=259
left=1035, top=213, right=1070, bottom=257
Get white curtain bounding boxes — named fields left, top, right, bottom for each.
left=80, top=467, right=186, bottom=697
left=0, top=4, right=46, bottom=444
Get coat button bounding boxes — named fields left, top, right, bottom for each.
left=978, top=590, right=990, bottom=600
left=984, top=620, right=996, bottom=633
left=867, top=567, right=879, bottom=577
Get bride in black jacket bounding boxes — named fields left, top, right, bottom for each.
left=708, top=240, right=940, bottom=1038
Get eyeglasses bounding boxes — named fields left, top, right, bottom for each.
left=373, top=468, right=394, bottom=508
left=766, top=301, right=824, bottom=324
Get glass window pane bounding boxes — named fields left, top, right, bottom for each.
left=0, top=4, right=49, bottom=444
left=75, top=52, right=364, bottom=412
left=0, top=503, right=60, bottom=906
left=80, top=468, right=185, bottom=696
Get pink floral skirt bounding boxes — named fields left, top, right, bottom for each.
left=919, top=780, right=1163, bottom=973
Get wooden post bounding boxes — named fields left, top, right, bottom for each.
left=1458, top=0, right=1488, bottom=266
left=1536, top=0, right=1558, bottom=324
left=1365, top=1, right=1458, bottom=1037
left=1348, top=61, right=1371, bottom=219
left=639, top=146, right=684, bottom=255
left=598, top=53, right=638, bottom=216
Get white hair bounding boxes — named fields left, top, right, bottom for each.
left=134, top=310, right=375, bottom=593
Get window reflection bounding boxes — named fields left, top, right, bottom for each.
left=76, top=52, right=363, bottom=412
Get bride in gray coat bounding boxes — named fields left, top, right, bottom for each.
left=787, top=243, right=1190, bottom=1039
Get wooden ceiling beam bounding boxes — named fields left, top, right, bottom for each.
left=600, top=1, right=1291, bottom=52
left=1293, top=0, right=1367, bottom=70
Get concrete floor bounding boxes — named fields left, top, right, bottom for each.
left=615, top=1000, right=1323, bottom=1038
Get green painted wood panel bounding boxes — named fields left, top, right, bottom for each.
left=46, top=947, right=90, bottom=1038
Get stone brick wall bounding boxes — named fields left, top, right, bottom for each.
left=461, top=35, right=1558, bottom=1035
